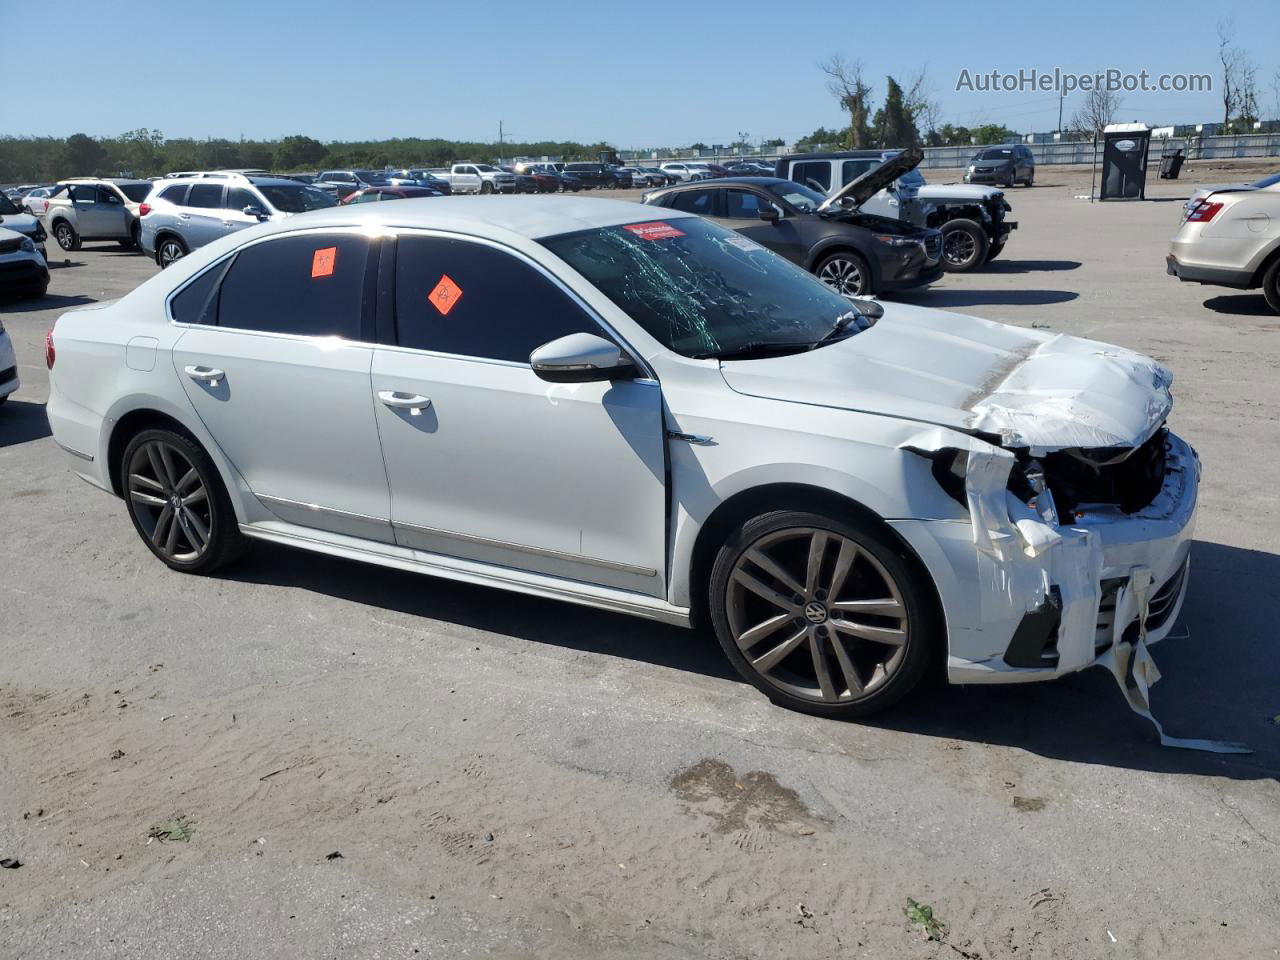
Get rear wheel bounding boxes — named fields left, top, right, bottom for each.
left=53, top=220, right=80, bottom=252
left=709, top=510, right=935, bottom=718
left=816, top=250, right=872, bottom=297
left=121, top=428, right=242, bottom=574
left=1263, top=258, right=1280, bottom=315
left=940, top=219, right=988, bottom=272
left=156, top=235, right=187, bottom=268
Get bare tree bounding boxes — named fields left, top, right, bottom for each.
left=904, top=69, right=943, bottom=143
left=1069, top=87, right=1124, bottom=139
left=1217, top=18, right=1246, bottom=130
left=819, top=55, right=873, bottom=149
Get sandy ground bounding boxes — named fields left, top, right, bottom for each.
left=2, top=158, right=1279, bottom=959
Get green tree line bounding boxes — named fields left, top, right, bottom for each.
left=0, top=130, right=620, bottom=183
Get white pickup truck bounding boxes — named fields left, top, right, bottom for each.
left=431, top=164, right=518, bottom=195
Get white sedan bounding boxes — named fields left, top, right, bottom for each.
left=45, top=197, right=1196, bottom=717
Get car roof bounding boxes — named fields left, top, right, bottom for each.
left=207, top=195, right=698, bottom=241
left=660, top=176, right=788, bottom=188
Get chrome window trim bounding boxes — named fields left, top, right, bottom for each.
left=256, top=493, right=389, bottom=527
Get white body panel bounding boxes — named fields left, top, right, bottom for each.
left=44, top=196, right=1198, bottom=687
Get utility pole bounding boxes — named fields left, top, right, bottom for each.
left=499, top=120, right=504, bottom=164
left=1057, top=94, right=1065, bottom=136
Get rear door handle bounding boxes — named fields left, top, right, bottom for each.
left=378, top=391, right=432, bottom=415
left=184, top=365, right=224, bottom=386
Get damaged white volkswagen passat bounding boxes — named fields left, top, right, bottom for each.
left=46, top=197, right=1195, bottom=718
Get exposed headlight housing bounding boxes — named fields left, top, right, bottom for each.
left=19, top=237, right=35, bottom=253
left=33, top=223, right=46, bottom=242
left=873, top=234, right=920, bottom=248
left=1012, top=459, right=1059, bottom=526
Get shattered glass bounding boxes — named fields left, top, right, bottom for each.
left=541, top=218, right=863, bottom=358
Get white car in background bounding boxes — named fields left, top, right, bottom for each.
left=0, top=309, right=18, bottom=404
left=45, top=197, right=1196, bottom=718
left=0, top=191, right=49, bottom=259
left=659, top=162, right=711, bottom=182
left=1168, top=175, right=1280, bottom=313
left=20, top=186, right=55, bottom=216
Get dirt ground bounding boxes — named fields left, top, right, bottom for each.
left=2, top=157, right=1279, bottom=959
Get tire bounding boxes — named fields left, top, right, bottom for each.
left=708, top=509, right=936, bottom=719
left=480, top=181, right=493, bottom=195
left=26, top=282, right=48, bottom=300
left=940, top=219, right=988, bottom=272
left=120, top=427, right=242, bottom=575
left=1263, top=258, right=1280, bottom=315
left=1002, top=170, right=1015, bottom=188
left=53, top=220, right=80, bottom=252
left=815, top=250, right=872, bottom=297
left=1024, top=170, right=1035, bottom=187
left=156, top=235, right=188, bottom=269
left=985, top=239, right=1006, bottom=263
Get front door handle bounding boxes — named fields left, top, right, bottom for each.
left=378, top=391, right=432, bottom=416
left=184, top=365, right=224, bottom=386
left=178, top=213, right=191, bottom=220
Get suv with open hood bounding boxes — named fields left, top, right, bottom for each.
left=775, top=148, right=1016, bottom=272
left=0, top=192, right=47, bottom=259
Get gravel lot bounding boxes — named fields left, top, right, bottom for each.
left=2, top=161, right=1278, bottom=959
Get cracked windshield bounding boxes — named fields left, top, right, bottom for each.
left=541, top=217, right=867, bottom=358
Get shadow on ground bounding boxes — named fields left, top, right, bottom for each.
left=0, top=293, right=96, bottom=314
left=228, top=537, right=1276, bottom=780
left=0, top=399, right=52, bottom=447
left=1203, top=293, right=1273, bottom=317
left=982, top=259, right=1082, bottom=274
left=897, top=288, right=1079, bottom=308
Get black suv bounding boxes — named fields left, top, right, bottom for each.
left=643, top=175, right=942, bottom=298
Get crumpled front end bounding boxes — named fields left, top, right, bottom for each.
left=891, top=426, right=1198, bottom=685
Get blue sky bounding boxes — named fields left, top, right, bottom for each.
left=13, top=0, right=1279, bottom=146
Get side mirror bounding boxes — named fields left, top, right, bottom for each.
left=103, top=193, right=122, bottom=204
left=530, top=332, right=637, bottom=383
left=757, top=206, right=780, bottom=223
left=243, top=205, right=269, bottom=221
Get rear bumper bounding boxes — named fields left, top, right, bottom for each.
left=1165, top=253, right=1253, bottom=288
left=891, top=431, right=1199, bottom=685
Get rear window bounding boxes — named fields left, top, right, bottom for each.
left=258, top=185, right=337, bottom=213
left=119, top=183, right=152, bottom=202
left=187, top=184, right=224, bottom=209
left=158, top=184, right=189, bottom=204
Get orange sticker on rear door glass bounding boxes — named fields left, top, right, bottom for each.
left=311, top=246, right=337, bottom=278
left=622, top=221, right=685, bottom=240
left=428, top=274, right=463, bottom=316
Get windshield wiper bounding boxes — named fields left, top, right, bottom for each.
left=807, top=310, right=864, bottom=350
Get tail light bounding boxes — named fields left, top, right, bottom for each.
left=138, top=202, right=152, bottom=217
left=45, top=330, right=55, bottom=369
left=1186, top=199, right=1223, bottom=222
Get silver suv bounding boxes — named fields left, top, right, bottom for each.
left=41, top=178, right=153, bottom=251
left=139, top=174, right=338, bottom=267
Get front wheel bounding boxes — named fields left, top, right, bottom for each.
left=480, top=181, right=493, bottom=195
left=940, top=219, right=989, bottom=272
left=156, top=236, right=187, bottom=268
left=708, top=510, right=935, bottom=718
left=1262, top=258, right=1280, bottom=315
left=815, top=251, right=872, bottom=297
left=121, top=428, right=242, bottom=574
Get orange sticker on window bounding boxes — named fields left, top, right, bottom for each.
left=623, top=221, right=685, bottom=240
left=311, top=246, right=337, bottom=278
left=428, top=274, right=463, bottom=316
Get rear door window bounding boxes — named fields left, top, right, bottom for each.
left=187, top=184, right=224, bottom=209
left=669, top=189, right=718, bottom=215
left=215, top=233, right=374, bottom=340
left=158, top=184, right=190, bottom=204
left=792, top=162, right=831, bottom=192
left=393, top=235, right=598, bottom=363
left=69, top=184, right=99, bottom=203
left=724, top=189, right=767, bottom=218
left=225, top=187, right=258, bottom=211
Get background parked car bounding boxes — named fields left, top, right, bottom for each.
left=1181, top=170, right=1280, bottom=220
left=644, top=176, right=942, bottom=298
left=510, top=164, right=563, bottom=193
left=0, top=191, right=48, bottom=258
left=1168, top=176, right=1280, bottom=313
left=501, top=166, right=541, bottom=193
left=561, top=162, right=615, bottom=189
left=41, top=177, right=153, bottom=251
left=140, top=174, right=338, bottom=267
left=19, top=186, right=55, bottom=216
left=0, top=307, right=19, bottom=403
left=313, top=170, right=393, bottom=199
left=438, top=164, right=517, bottom=194
left=0, top=225, right=49, bottom=301
left=340, top=185, right=444, bottom=204
left=964, top=145, right=1035, bottom=187
left=775, top=149, right=1016, bottom=272
left=658, top=162, right=712, bottom=182
left=627, top=167, right=667, bottom=187
left=384, top=169, right=453, bottom=195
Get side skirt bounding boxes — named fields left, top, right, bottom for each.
left=238, top=521, right=692, bottom=628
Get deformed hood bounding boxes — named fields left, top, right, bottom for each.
left=719, top=302, right=1172, bottom=452
left=818, top=147, right=924, bottom=213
